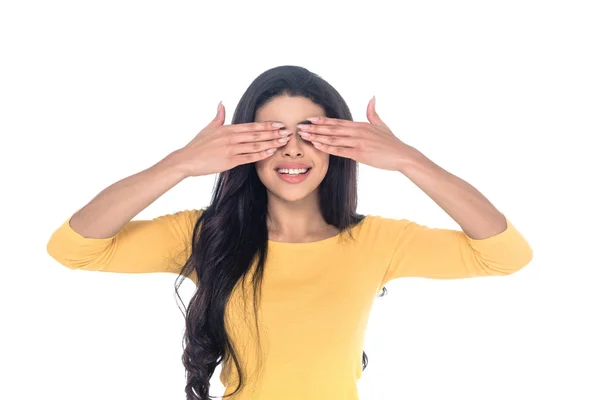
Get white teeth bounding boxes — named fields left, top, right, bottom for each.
left=277, top=168, right=308, bottom=175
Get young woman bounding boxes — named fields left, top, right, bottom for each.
left=47, top=65, right=533, bottom=400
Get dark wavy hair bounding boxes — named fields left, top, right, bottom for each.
left=173, top=65, right=388, bottom=399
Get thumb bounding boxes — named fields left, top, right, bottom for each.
left=366, top=96, right=385, bottom=127
left=211, top=101, right=225, bottom=126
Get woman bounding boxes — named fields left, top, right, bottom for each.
left=47, top=65, right=533, bottom=400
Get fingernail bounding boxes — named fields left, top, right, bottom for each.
left=279, top=130, right=291, bottom=136
left=217, top=101, right=222, bottom=112
left=272, top=122, right=285, bottom=128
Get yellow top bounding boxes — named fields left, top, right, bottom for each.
left=46, top=210, right=533, bottom=399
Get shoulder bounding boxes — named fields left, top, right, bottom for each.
left=350, top=214, right=413, bottom=247
left=156, top=208, right=203, bottom=222
left=155, top=208, right=205, bottom=239
left=362, top=214, right=412, bottom=232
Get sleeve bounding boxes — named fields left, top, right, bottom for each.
left=379, top=214, right=533, bottom=284
left=46, top=209, right=203, bottom=282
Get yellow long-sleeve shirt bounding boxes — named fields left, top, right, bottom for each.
left=46, top=210, right=532, bottom=399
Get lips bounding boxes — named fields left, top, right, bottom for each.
left=276, top=167, right=312, bottom=184
left=273, top=162, right=312, bottom=170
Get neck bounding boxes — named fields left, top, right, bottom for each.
left=266, top=194, right=330, bottom=241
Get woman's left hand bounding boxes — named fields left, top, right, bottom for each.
left=297, top=97, right=415, bottom=171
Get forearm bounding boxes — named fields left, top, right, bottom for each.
left=69, top=152, right=188, bottom=239
left=397, top=147, right=507, bottom=239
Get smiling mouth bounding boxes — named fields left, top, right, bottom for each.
left=275, top=168, right=312, bottom=175
left=274, top=168, right=312, bottom=183
left=274, top=167, right=312, bottom=176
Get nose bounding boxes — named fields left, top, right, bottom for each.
left=281, top=130, right=305, bottom=157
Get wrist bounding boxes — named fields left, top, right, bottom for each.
left=396, top=146, right=444, bottom=185
left=395, top=145, right=427, bottom=173
left=154, top=150, right=191, bottom=182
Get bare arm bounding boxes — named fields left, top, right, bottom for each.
left=48, top=103, right=289, bottom=278
left=68, top=101, right=289, bottom=240
left=396, top=147, right=507, bottom=240
left=69, top=151, right=188, bottom=239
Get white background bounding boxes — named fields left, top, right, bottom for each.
left=1, top=0, right=599, bottom=399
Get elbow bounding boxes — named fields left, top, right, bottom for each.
left=46, top=237, right=94, bottom=271
left=46, top=238, right=63, bottom=266
left=466, top=217, right=534, bottom=276
left=503, top=256, right=532, bottom=276
left=46, top=239, right=77, bottom=270
left=510, top=241, right=534, bottom=274
left=46, top=219, right=112, bottom=271
left=489, top=244, right=534, bottom=276
left=503, top=221, right=534, bottom=274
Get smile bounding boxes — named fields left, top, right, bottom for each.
left=275, top=168, right=312, bottom=184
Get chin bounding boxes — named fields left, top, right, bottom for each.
left=267, top=180, right=321, bottom=202
left=274, top=189, right=316, bottom=203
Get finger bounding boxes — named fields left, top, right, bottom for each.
left=233, top=135, right=290, bottom=155
left=305, top=116, right=364, bottom=127
left=298, top=132, right=357, bottom=148
left=232, top=146, right=280, bottom=166
left=367, top=96, right=375, bottom=118
left=366, top=97, right=388, bottom=128
left=229, top=121, right=285, bottom=133
left=311, top=141, right=355, bottom=158
left=208, top=101, right=225, bottom=126
left=232, top=129, right=292, bottom=144
left=297, top=123, right=363, bottom=137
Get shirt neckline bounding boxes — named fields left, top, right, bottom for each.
left=266, top=216, right=368, bottom=248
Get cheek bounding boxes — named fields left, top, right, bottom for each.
left=255, top=159, right=268, bottom=173
left=255, top=161, right=274, bottom=185
left=320, top=154, right=330, bottom=171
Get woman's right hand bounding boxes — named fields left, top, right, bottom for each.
left=174, top=102, right=292, bottom=177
